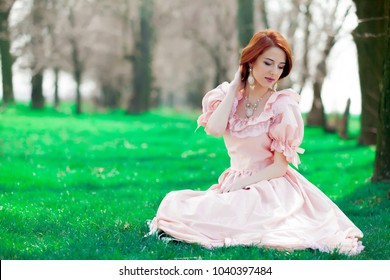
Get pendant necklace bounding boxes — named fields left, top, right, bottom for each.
left=244, top=89, right=271, bottom=118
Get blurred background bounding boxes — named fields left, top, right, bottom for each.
left=0, top=0, right=389, bottom=165
left=1, top=0, right=361, bottom=114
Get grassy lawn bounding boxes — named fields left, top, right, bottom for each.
left=0, top=104, right=389, bottom=260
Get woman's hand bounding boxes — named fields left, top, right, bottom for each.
left=204, top=66, right=243, bottom=137
left=231, top=67, right=242, bottom=85
left=220, top=179, right=249, bottom=194
left=229, top=67, right=243, bottom=93
left=219, top=152, right=288, bottom=194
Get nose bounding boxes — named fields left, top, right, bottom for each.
left=271, top=66, right=278, bottom=77
left=271, top=65, right=279, bottom=76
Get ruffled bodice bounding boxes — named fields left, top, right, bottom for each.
left=197, top=82, right=305, bottom=169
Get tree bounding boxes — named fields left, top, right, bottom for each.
left=257, top=0, right=270, bottom=29
left=177, top=0, right=237, bottom=91
left=306, top=0, right=353, bottom=129
left=12, top=0, right=68, bottom=109
left=237, top=0, right=254, bottom=48
left=353, top=0, right=387, bottom=145
left=67, top=5, right=83, bottom=114
left=11, top=0, right=145, bottom=113
left=126, top=0, right=154, bottom=114
left=51, top=0, right=106, bottom=114
left=0, top=0, right=15, bottom=105
left=53, top=67, right=59, bottom=108
left=68, top=0, right=136, bottom=110
left=372, top=1, right=390, bottom=182
left=296, top=0, right=312, bottom=94
left=45, top=0, right=62, bottom=109
left=30, top=0, right=45, bottom=109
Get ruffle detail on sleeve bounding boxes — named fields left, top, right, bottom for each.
left=270, top=140, right=305, bottom=168
left=268, top=90, right=305, bottom=168
left=197, top=82, right=242, bottom=129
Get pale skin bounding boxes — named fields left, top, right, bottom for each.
left=205, top=47, right=290, bottom=194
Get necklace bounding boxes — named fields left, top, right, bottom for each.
left=244, top=89, right=271, bottom=118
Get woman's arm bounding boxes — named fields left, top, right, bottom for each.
left=205, top=68, right=242, bottom=137
left=220, top=151, right=289, bottom=193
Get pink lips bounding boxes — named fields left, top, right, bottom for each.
left=265, top=77, right=275, bottom=83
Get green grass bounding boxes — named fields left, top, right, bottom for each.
left=0, top=104, right=389, bottom=260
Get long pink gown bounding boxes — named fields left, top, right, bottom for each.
left=148, top=82, right=364, bottom=255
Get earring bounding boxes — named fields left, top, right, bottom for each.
left=272, top=83, right=278, bottom=91
left=248, top=67, right=255, bottom=90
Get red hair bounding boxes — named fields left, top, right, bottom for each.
left=240, top=30, right=293, bottom=82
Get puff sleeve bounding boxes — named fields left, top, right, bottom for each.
left=269, top=94, right=305, bottom=168
left=197, top=82, right=236, bottom=128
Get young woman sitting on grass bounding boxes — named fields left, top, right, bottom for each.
left=148, top=30, right=364, bottom=256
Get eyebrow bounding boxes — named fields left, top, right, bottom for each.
left=265, top=58, right=286, bottom=64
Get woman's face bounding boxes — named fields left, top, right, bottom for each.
left=251, top=47, right=286, bottom=90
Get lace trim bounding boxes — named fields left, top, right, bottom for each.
left=228, top=89, right=300, bottom=138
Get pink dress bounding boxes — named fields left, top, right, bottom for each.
left=148, top=82, right=364, bottom=255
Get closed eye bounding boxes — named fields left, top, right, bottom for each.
left=264, top=60, right=285, bottom=69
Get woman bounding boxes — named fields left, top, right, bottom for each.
left=148, top=30, right=364, bottom=255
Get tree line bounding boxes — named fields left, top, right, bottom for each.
left=0, top=0, right=389, bottom=181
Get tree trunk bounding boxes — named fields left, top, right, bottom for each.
left=258, top=0, right=269, bottom=29
left=297, top=0, right=312, bottom=94
left=338, top=98, right=351, bottom=139
left=71, top=40, right=82, bottom=114
left=372, top=1, right=390, bottom=182
left=29, top=0, right=45, bottom=109
left=306, top=60, right=327, bottom=128
left=101, top=83, right=121, bottom=108
left=306, top=80, right=326, bottom=128
left=31, top=70, right=44, bottom=109
left=54, top=67, right=59, bottom=108
left=127, top=0, right=154, bottom=114
left=237, top=0, right=254, bottom=48
left=70, top=39, right=82, bottom=114
left=74, top=64, right=82, bottom=115
left=353, top=0, right=386, bottom=145
left=0, top=9, right=14, bottom=105
left=68, top=6, right=82, bottom=115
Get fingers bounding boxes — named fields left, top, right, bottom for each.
left=220, top=182, right=249, bottom=193
left=220, top=183, right=234, bottom=194
left=219, top=184, right=228, bottom=193
left=231, top=67, right=244, bottom=90
left=234, top=67, right=242, bottom=82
